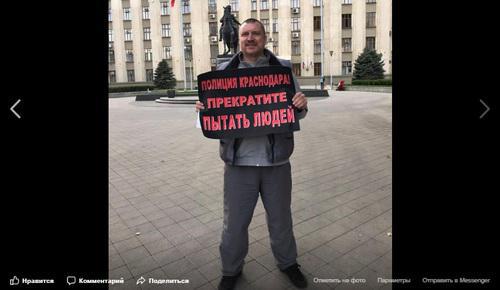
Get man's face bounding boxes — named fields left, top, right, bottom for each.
left=239, top=22, right=266, bottom=57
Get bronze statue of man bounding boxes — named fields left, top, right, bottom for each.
left=219, top=5, right=240, bottom=55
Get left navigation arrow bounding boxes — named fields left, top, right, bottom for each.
left=10, top=99, right=21, bottom=119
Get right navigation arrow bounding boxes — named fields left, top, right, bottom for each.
left=479, top=99, right=489, bottom=119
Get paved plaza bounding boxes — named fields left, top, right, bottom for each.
left=109, top=91, right=392, bottom=289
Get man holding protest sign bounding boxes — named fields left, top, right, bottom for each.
left=196, top=18, right=308, bottom=290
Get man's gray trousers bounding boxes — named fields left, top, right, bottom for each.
left=219, top=163, right=298, bottom=276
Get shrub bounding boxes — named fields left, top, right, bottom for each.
left=351, top=79, right=392, bottom=86
left=353, top=48, right=385, bottom=80
left=154, top=59, right=176, bottom=89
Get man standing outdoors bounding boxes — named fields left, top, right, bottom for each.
left=196, top=19, right=309, bottom=290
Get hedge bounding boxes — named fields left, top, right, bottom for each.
left=108, top=85, right=156, bottom=93
left=108, top=85, right=199, bottom=94
left=351, top=79, right=392, bottom=86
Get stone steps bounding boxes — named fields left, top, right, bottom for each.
left=155, top=96, right=198, bottom=104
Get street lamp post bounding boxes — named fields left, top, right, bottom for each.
left=329, top=50, right=333, bottom=90
left=320, top=0, right=324, bottom=90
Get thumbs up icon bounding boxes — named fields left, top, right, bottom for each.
left=10, top=276, right=20, bottom=285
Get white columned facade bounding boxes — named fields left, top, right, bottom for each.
left=108, top=0, right=393, bottom=85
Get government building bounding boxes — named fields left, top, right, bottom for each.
left=108, top=0, right=392, bottom=88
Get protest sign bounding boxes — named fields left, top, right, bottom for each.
left=197, top=66, right=300, bottom=139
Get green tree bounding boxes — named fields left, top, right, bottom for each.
left=153, top=59, right=176, bottom=89
left=353, top=48, right=385, bottom=80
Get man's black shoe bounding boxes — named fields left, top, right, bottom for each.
left=281, top=263, right=308, bottom=288
left=218, top=271, right=242, bottom=290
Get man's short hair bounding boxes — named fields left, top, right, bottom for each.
left=241, top=18, right=266, bottom=34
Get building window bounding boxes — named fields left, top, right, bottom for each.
left=108, top=9, right=112, bottom=21
left=313, top=0, right=321, bottom=7
left=342, top=14, right=352, bottom=29
left=185, top=45, right=192, bottom=60
left=291, top=18, right=300, bottom=31
left=123, top=7, right=131, bottom=20
left=127, top=70, right=135, bottom=82
left=342, top=38, right=352, bottom=52
left=183, top=23, right=191, bottom=36
left=208, top=0, right=217, bottom=13
left=108, top=29, right=114, bottom=42
left=366, top=37, right=375, bottom=50
left=126, top=50, right=134, bottom=62
left=145, top=49, right=153, bottom=61
left=251, top=0, right=257, bottom=11
left=163, top=46, right=171, bottom=59
left=342, top=61, right=352, bottom=75
left=342, top=0, right=352, bottom=4
left=143, top=28, right=151, bottom=40
left=292, top=41, right=300, bottom=55
left=262, top=19, right=269, bottom=34
left=124, top=29, right=132, bottom=41
left=314, top=63, right=321, bottom=76
left=292, top=63, right=301, bottom=76
left=109, top=71, right=116, bottom=83
left=366, top=12, right=376, bottom=28
left=272, top=0, right=278, bottom=9
left=142, top=7, right=150, bottom=19
left=230, top=0, right=239, bottom=12
left=272, top=18, right=278, bottom=33
left=367, top=0, right=376, bottom=3
left=314, top=39, right=321, bottom=54
left=209, top=22, right=217, bottom=35
left=273, top=41, right=279, bottom=55
left=162, top=24, right=171, bottom=37
left=108, top=48, right=115, bottom=63
left=210, top=45, right=218, bottom=58
left=291, top=0, right=300, bottom=9
left=146, top=69, right=154, bottom=82
left=161, top=1, right=170, bottom=15
left=261, top=0, right=268, bottom=10
left=313, top=16, right=321, bottom=31
left=182, top=0, right=191, bottom=14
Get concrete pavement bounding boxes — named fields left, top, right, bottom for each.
left=109, top=90, right=392, bottom=289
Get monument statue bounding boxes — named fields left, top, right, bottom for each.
left=219, top=5, right=240, bottom=55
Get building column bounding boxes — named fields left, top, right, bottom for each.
left=111, top=0, right=127, bottom=82
left=352, top=0, right=366, bottom=63
left=377, top=0, right=392, bottom=75
left=150, top=0, right=163, bottom=76
left=278, top=0, right=291, bottom=59
left=239, top=0, right=251, bottom=24
left=327, top=0, right=342, bottom=77
left=191, top=0, right=212, bottom=77
left=131, top=0, right=145, bottom=82
left=171, top=1, right=185, bottom=82
left=301, top=0, right=314, bottom=77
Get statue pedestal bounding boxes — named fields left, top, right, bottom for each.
left=216, top=54, right=235, bottom=67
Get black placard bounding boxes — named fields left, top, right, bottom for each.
left=197, top=66, right=300, bottom=139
